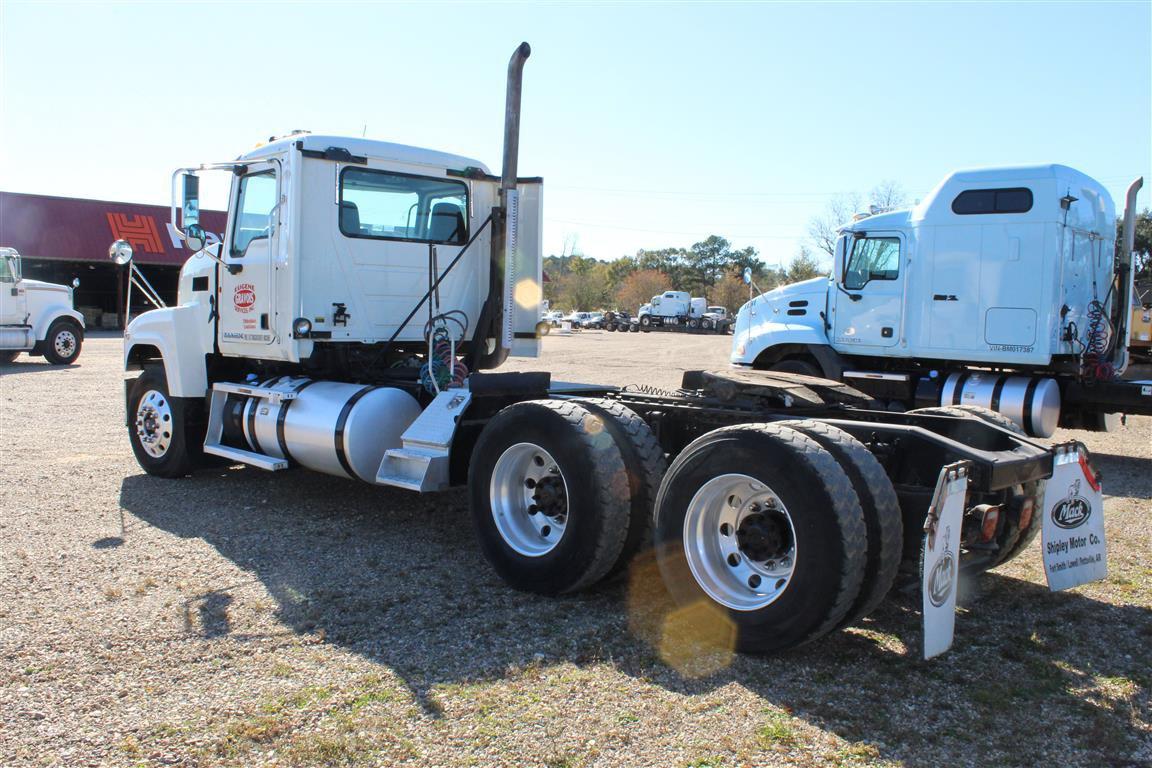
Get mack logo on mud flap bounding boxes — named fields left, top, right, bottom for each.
left=927, top=547, right=955, bottom=608
left=1050, top=479, right=1092, bottom=529
left=233, top=284, right=256, bottom=313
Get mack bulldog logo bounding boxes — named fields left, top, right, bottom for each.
left=233, top=284, right=256, bottom=313
left=928, top=553, right=955, bottom=607
left=1051, top=478, right=1092, bottom=529
left=927, top=526, right=955, bottom=608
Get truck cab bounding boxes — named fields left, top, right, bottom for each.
left=0, top=247, right=85, bottom=365
left=732, top=165, right=1146, bottom=435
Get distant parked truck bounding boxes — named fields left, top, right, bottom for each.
left=0, top=247, right=85, bottom=365
left=637, top=291, right=731, bottom=333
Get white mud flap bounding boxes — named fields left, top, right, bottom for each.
left=1041, top=443, right=1107, bottom=591
left=921, top=462, right=970, bottom=660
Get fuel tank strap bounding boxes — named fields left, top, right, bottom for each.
left=276, top=379, right=318, bottom=465
left=334, top=385, right=378, bottom=481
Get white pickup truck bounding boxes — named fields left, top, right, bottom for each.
left=0, top=248, right=85, bottom=365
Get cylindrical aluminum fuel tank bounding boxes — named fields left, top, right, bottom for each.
left=940, top=372, right=1061, bottom=438
left=238, top=377, right=421, bottom=482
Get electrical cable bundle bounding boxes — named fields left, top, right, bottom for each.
left=418, top=315, right=469, bottom=394
left=1081, top=298, right=1115, bottom=382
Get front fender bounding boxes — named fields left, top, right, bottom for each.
left=32, top=306, right=85, bottom=341
left=731, top=320, right=831, bottom=366
left=123, top=307, right=209, bottom=398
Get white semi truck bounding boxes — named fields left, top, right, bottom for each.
left=731, top=165, right=1149, bottom=436
left=0, top=247, right=85, bottom=364
left=119, top=45, right=1107, bottom=657
left=637, top=292, right=732, bottom=333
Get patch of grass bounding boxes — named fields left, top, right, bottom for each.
left=282, top=733, right=376, bottom=766
left=270, top=661, right=294, bottom=678
left=758, top=710, right=798, bottom=748
left=686, top=756, right=726, bottom=767
left=103, top=586, right=122, bottom=601
left=617, top=711, right=639, bottom=724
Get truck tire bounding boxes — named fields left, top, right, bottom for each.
left=653, top=423, right=867, bottom=653
left=127, top=367, right=205, bottom=478
left=769, top=358, right=821, bottom=377
left=778, top=420, right=903, bottom=625
left=639, top=315, right=651, bottom=328
left=702, top=319, right=714, bottom=330
left=687, top=318, right=700, bottom=329
left=1, top=350, right=18, bottom=364
left=573, top=398, right=668, bottom=576
left=468, top=400, right=631, bottom=595
left=42, top=319, right=82, bottom=365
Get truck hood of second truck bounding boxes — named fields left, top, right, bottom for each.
left=731, top=277, right=830, bottom=364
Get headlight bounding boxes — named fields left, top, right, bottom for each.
left=292, top=317, right=312, bottom=338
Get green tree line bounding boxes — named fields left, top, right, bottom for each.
left=544, top=236, right=824, bottom=316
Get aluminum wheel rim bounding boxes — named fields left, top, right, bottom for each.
left=135, top=389, right=174, bottom=459
left=490, top=442, right=569, bottom=557
left=683, top=473, right=797, bottom=611
left=54, top=330, right=76, bottom=358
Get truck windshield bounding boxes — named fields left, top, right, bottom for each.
left=231, top=172, right=277, bottom=257
left=844, top=237, right=900, bottom=290
left=0, top=255, right=15, bottom=282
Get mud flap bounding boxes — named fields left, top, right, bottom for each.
left=1041, top=442, right=1107, bottom=591
left=921, top=461, right=970, bottom=660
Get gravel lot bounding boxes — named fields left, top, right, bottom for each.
left=1, top=331, right=1149, bottom=767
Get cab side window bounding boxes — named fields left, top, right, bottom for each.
left=231, top=172, right=277, bottom=257
left=844, top=237, right=900, bottom=290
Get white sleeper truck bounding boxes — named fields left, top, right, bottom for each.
left=637, top=292, right=730, bottom=333
left=731, top=165, right=1148, bottom=436
left=0, top=247, right=85, bottom=365
left=120, top=46, right=1109, bottom=658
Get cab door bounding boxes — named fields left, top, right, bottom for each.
left=831, top=232, right=906, bottom=350
left=218, top=165, right=283, bottom=357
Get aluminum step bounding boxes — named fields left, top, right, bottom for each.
left=203, top=443, right=288, bottom=471
left=376, top=388, right=471, bottom=491
left=200, top=383, right=290, bottom=472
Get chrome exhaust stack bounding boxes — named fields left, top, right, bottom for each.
left=473, top=42, right=532, bottom=370
left=1112, top=176, right=1145, bottom=374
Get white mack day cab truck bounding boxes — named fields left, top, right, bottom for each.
left=118, top=44, right=1108, bottom=659
left=0, top=247, right=85, bottom=364
left=731, top=166, right=1148, bottom=437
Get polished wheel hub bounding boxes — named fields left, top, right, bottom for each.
left=135, top=389, right=173, bottom=459
left=490, top=443, right=569, bottom=557
left=54, top=330, right=76, bottom=358
left=683, top=473, right=797, bottom=611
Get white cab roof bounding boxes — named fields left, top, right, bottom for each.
left=237, top=134, right=490, bottom=174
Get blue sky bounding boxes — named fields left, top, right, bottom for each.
left=2, top=1, right=1149, bottom=268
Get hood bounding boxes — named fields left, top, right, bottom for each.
left=739, top=276, right=828, bottom=314
left=22, top=279, right=71, bottom=295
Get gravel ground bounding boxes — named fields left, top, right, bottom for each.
left=1, top=331, right=1149, bottom=768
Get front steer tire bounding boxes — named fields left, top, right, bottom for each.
left=469, top=400, right=632, bottom=595
left=127, top=367, right=205, bottom=479
left=42, top=319, right=83, bottom=365
left=654, top=424, right=867, bottom=653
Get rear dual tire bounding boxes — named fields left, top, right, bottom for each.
left=654, top=424, right=868, bottom=653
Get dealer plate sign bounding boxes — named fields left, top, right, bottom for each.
left=1042, top=443, right=1107, bottom=591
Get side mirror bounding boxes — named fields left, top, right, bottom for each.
left=185, top=223, right=206, bottom=252
left=72, top=278, right=80, bottom=289
left=742, top=267, right=752, bottom=285
left=182, top=173, right=201, bottom=228
left=109, top=239, right=134, bottom=265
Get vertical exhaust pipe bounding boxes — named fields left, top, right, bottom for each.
left=501, top=42, right=531, bottom=199
left=1112, top=176, right=1144, bottom=373
left=471, top=42, right=532, bottom=371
